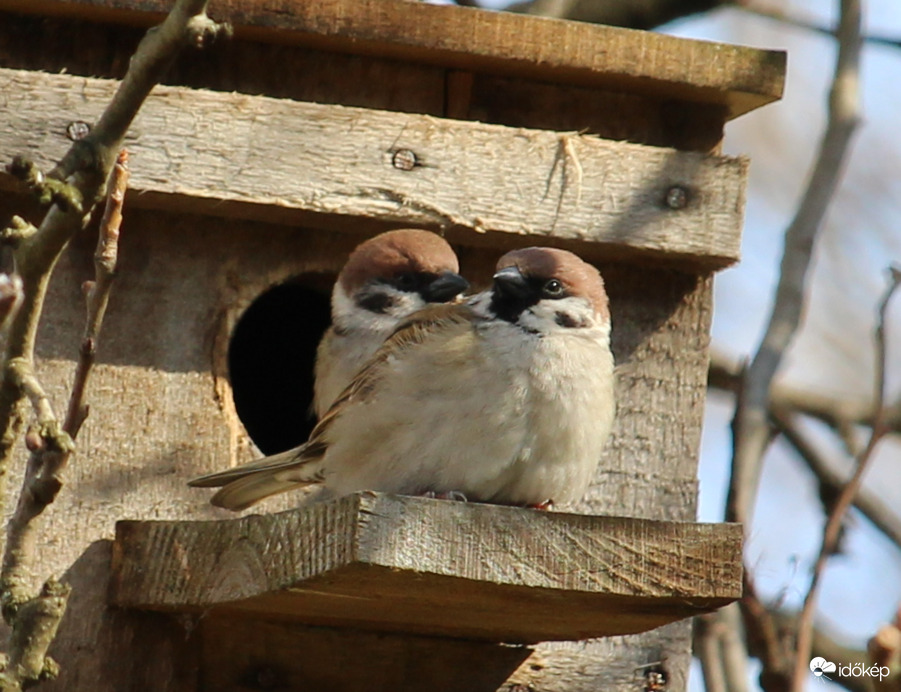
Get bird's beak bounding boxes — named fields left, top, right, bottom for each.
left=423, top=271, right=470, bottom=302
left=492, top=265, right=530, bottom=299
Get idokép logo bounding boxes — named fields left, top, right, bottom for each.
left=809, top=657, right=891, bottom=682
left=809, top=657, right=836, bottom=678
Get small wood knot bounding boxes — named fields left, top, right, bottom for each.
left=664, top=186, right=689, bottom=210
left=66, top=121, right=91, bottom=141
left=391, top=149, right=418, bottom=171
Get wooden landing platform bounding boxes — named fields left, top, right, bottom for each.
left=112, top=492, right=742, bottom=643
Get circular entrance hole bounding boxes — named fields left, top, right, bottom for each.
left=228, top=274, right=333, bottom=455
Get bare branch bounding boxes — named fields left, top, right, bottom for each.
left=793, top=265, right=901, bottom=690
left=771, top=409, right=901, bottom=551
left=0, top=153, right=128, bottom=690
left=734, top=1, right=901, bottom=51
left=868, top=606, right=901, bottom=692
left=741, top=572, right=792, bottom=691
left=709, top=351, right=901, bottom=436
left=693, top=613, right=728, bottom=692
left=726, top=0, right=862, bottom=528
left=0, top=0, right=226, bottom=687
left=62, top=149, right=128, bottom=443
left=504, top=0, right=725, bottom=30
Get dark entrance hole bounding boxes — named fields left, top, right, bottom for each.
left=228, top=274, right=333, bottom=455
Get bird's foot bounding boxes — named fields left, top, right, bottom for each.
left=526, top=499, right=554, bottom=511
left=421, top=490, right=469, bottom=502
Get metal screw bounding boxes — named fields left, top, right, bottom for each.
left=664, top=186, right=689, bottom=210
left=66, top=121, right=91, bottom=141
left=391, top=149, right=418, bottom=171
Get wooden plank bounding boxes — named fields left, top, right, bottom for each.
left=111, top=492, right=742, bottom=643
left=0, top=0, right=786, bottom=120
left=459, top=72, right=728, bottom=153
left=0, top=68, right=748, bottom=268
left=197, top=615, right=531, bottom=692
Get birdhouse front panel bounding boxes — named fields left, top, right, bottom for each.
left=0, top=1, right=783, bottom=689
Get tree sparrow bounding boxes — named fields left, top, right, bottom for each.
left=313, top=229, right=469, bottom=418
left=191, top=247, right=615, bottom=511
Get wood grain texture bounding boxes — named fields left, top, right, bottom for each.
left=0, top=192, right=719, bottom=688
left=4, top=197, right=718, bottom=687
left=0, top=14, right=725, bottom=153
left=198, top=614, right=532, bottom=692
left=0, top=0, right=786, bottom=119
left=111, top=493, right=742, bottom=643
left=0, top=68, right=748, bottom=268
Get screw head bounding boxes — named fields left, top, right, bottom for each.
left=391, top=149, right=418, bottom=171
left=66, top=121, right=91, bottom=141
left=664, top=186, right=689, bottom=210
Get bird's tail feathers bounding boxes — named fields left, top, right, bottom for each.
left=210, top=473, right=310, bottom=511
left=187, top=446, right=311, bottom=488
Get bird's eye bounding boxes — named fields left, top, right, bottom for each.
left=543, top=279, right=565, bottom=297
left=394, top=273, right=418, bottom=291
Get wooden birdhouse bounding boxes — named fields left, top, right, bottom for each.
left=0, top=1, right=785, bottom=690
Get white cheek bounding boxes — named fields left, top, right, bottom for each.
left=519, top=296, right=599, bottom=334
left=332, top=284, right=426, bottom=332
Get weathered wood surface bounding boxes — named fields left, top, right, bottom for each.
left=0, top=198, right=717, bottom=689
left=0, top=0, right=786, bottom=119
left=0, top=67, right=748, bottom=268
left=112, top=492, right=742, bottom=642
left=198, top=613, right=532, bottom=692
left=0, top=14, right=727, bottom=153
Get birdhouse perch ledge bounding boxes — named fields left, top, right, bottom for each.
left=111, top=492, right=742, bottom=643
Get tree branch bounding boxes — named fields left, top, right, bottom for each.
left=0, top=1, right=227, bottom=687
left=771, top=408, right=901, bottom=552
left=726, top=0, right=861, bottom=528
left=0, top=153, right=129, bottom=691
left=734, top=1, right=901, bottom=51
left=792, top=266, right=901, bottom=690
left=693, top=614, right=729, bottom=692
left=868, top=606, right=901, bottom=692
left=503, top=0, right=725, bottom=29
left=709, top=351, right=901, bottom=436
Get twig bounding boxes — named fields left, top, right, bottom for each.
left=0, top=153, right=129, bottom=691
left=63, top=149, right=127, bottom=442
left=740, top=571, right=792, bottom=691
left=792, top=266, right=901, bottom=690
left=726, top=0, right=862, bottom=528
left=771, top=408, right=901, bottom=551
left=709, top=351, right=901, bottom=436
left=693, top=614, right=728, bottom=692
left=868, top=606, right=901, bottom=692
left=0, top=0, right=225, bottom=687
left=733, top=0, right=901, bottom=51
left=505, top=0, right=724, bottom=30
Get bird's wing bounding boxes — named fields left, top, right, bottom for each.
left=189, top=303, right=478, bottom=511
left=309, top=303, right=479, bottom=436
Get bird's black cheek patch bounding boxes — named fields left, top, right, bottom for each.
left=554, top=311, right=587, bottom=329
left=356, top=292, right=395, bottom=314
